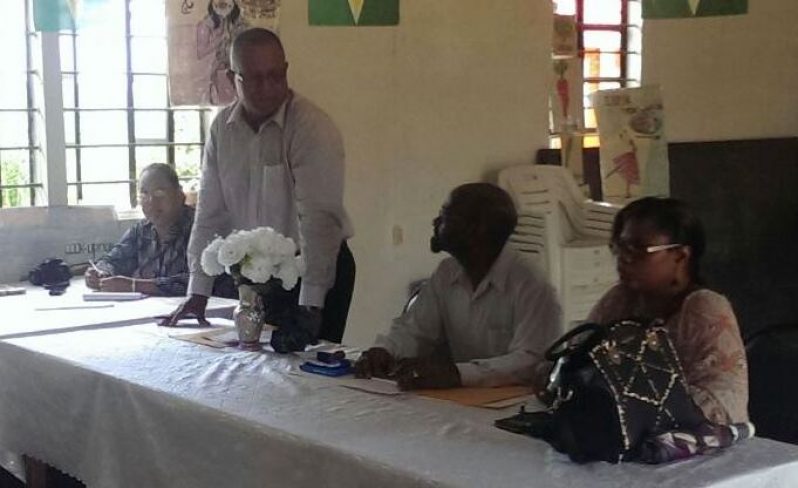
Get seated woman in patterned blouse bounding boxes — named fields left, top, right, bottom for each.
left=587, top=197, right=748, bottom=424
left=84, top=163, right=194, bottom=296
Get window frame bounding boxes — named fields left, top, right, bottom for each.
left=60, top=0, right=212, bottom=209
left=2, top=0, right=212, bottom=210
left=579, top=0, right=642, bottom=137
left=550, top=0, right=643, bottom=147
left=0, top=0, right=43, bottom=208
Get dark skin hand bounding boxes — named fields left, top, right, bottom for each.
left=84, top=268, right=110, bottom=290
left=393, top=356, right=462, bottom=391
left=158, top=294, right=210, bottom=326
left=355, top=349, right=462, bottom=390
left=353, top=347, right=396, bottom=379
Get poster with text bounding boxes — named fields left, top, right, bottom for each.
left=167, top=0, right=281, bottom=106
left=593, top=86, right=669, bottom=201
left=643, top=0, right=747, bottom=19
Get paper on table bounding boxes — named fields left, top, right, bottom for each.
left=170, top=325, right=274, bottom=349
left=0, top=285, right=26, bottom=297
left=480, top=394, right=537, bottom=410
left=84, top=292, right=146, bottom=301
left=338, top=377, right=403, bottom=396
left=415, top=386, right=534, bottom=408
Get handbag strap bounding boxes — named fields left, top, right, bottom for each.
left=545, top=322, right=606, bottom=361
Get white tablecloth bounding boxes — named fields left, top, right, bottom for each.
left=1, top=278, right=236, bottom=339
left=0, top=324, right=797, bottom=488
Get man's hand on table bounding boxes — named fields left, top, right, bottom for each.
left=84, top=268, right=110, bottom=290
left=353, top=347, right=396, bottom=379
left=98, top=276, right=134, bottom=292
left=158, top=294, right=210, bottom=327
left=394, top=356, right=462, bottom=391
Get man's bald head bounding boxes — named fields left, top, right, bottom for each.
left=230, top=27, right=285, bottom=72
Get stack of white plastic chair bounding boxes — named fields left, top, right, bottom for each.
left=498, top=164, right=622, bottom=329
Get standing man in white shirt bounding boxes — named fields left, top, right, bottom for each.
left=354, top=183, right=562, bottom=390
left=162, top=28, right=355, bottom=352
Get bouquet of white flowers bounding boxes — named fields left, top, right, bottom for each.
left=200, top=227, right=305, bottom=290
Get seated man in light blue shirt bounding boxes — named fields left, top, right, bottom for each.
left=354, top=183, right=562, bottom=390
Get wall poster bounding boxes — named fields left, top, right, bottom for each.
left=592, top=86, right=669, bottom=200
left=167, top=0, right=281, bottom=106
left=309, top=0, right=399, bottom=26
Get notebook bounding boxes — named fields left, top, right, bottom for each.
left=83, top=292, right=146, bottom=301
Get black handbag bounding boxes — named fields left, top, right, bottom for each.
left=28, top=258, right=72, bottom=288
left=498, top=319, right=707, bottom=463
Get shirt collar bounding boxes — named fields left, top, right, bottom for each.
left=448, top=243, right=514, bottom=295
left=226, top=94, right=291, bottom=130
left=141, top=205, right=193, bottom=243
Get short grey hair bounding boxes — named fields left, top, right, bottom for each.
left=140, top=163, right=180, bottom=190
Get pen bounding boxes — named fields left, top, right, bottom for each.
left=35, top=304, right=115, bottom=311
left=88, top=260, right=100, bottom=273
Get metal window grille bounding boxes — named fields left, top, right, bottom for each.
left=61, top=0, right=212, bottom=209
left=550, top=0, right=643, bottom=148
left=0, top=0, right=44, bottom=208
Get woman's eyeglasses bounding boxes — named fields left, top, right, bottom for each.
left=609, top=241, right=683, bottom=260
left=138, top=189, right=169, bottom=204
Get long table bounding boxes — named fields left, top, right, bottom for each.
left=2, top=278, right=237, bottom=340
left=0, top=322, right=797, bottom=488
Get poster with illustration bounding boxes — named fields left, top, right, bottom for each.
left=167, top=0, right=281, bottom=106
left=592, top=86, right=669, bottom=200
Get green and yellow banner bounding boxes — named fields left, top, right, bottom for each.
left=309, top=0, right=399, bottom=26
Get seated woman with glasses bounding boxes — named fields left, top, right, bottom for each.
left=84, top=163, right=194, bottom=296
left=587, top=197, right=748, bottom=425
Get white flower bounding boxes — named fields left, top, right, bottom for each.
left=240, top=255, right=277, bottom=284
left=200, top=236, right=226, bottom=276
left=251, top=227, right=279, bottom=254
left=217, top=234, right=249, bottom=266
left=201, top=226, right=304, bottom=286
left=275, top=261, right=299, bottom=290
left=273, top=236, right=297, bottom=257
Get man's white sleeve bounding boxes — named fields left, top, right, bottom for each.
left=187, top=122, right=232, bottom=297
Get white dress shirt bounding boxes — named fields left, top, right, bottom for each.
left=188, top=91, right=353, bottom=307
left=376, top=245, right=563, bottom=387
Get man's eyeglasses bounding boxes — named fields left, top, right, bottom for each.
left=609, top=241, right=683, bottom=260
left=230, top=70, right=286, bottom=86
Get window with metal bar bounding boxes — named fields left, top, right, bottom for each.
left=0, top=0, right=44, bottom=208
left=61, top=0, right=211, bottom=209
left=552, top=0, right=643, bottom=148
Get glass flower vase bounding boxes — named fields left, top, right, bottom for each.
left=233, top=283, right=266, bottom=351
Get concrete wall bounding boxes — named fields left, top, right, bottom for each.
left=279, top=0, right=553, bottom=346
left=642, top=0, right=798, bottom=142
left=0, top=206, right=127, bottom=282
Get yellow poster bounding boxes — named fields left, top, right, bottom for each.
left=167, top=0, right=281, bottom=106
